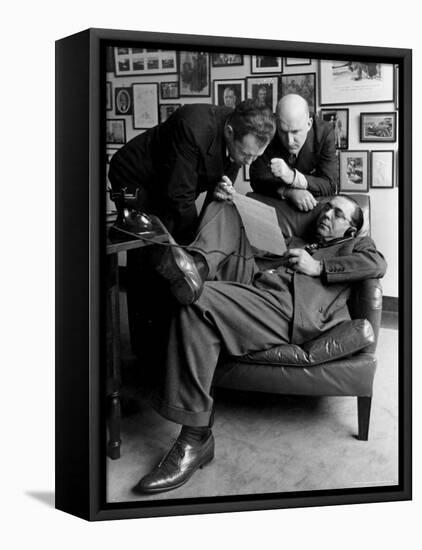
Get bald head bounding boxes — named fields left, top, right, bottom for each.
left=276, top=94, right=312, bottom=154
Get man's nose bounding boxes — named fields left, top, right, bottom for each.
left=288, top=133, right=295, bottom=146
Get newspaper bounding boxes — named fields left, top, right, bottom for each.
left=232, top=194, right=286, bottom=256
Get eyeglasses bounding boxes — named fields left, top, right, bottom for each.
left=322, top=202, right=353, bottom=224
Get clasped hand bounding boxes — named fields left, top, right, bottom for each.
left=284, top=248, right=322, bottom=277
left=270, top=158, right=293, bottom=182
left=213, top=176, right=235, bottom=202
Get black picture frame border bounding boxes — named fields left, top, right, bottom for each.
left=250, top=54, right=283, bottom=74
left=55, top=28, right=412, bottom=522
left=279, top=71, right=317, bottom=113
left=320, top=107, right=349, bottom=150
left=212, top=77, right=246, bottom=107
left=105, top=118, right=126, bottom=146
left=360, top=111, right=397, bottom=143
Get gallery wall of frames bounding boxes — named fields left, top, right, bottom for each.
left=105, top=48, right=399, bottom=297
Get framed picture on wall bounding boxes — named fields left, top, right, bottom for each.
left=320, top=108, right=349, bottom=149
left=251, top=55, right=283, bottom=73
left=360, top=112, right=397, bottom=142
left=279, top=72, right=316, bottom=113
left=159, top=103, right=181, bottom=123
left=114, top=48, right=177, bottom=76
left=212, top=53, right=243, bottom=66
left=57, top=29, right=411, bottom=523
left=339, top=150, right=369, bottom=192
left=213, top=79, right=245, bottom=108
left=160, top=81, right=180, bottom=100
left=179, top=51, right=210, bottom=96
left=285, top=58, right=311, bottom=66
left=246, top=76, right=278, bottom=111
left=371, top=150, right=394, bottom=188
left=114, top=87, right=133, bottom=115
left=106, top=81, right=112, bottom=111
left=105, top=119, right=126, bottom=146
left=319, top=61, right=395, bottom=105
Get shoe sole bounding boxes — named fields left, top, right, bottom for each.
left=157, top=245, right=202, bottom=305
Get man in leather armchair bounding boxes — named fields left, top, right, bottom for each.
left=133, top=195, right=386, bottom=495
left=250, top=94, right=338, bottom=212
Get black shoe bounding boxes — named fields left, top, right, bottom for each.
left=133, top=433, right=215, bottom=494
left=153, top=233, right=204, bottom=305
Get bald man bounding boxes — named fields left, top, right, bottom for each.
left=250, top=94, right=337, bottom=212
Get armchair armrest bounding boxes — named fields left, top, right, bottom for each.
left=348, top=279, right=383, bottom=353
left=237, top=319, right=374, bottom=367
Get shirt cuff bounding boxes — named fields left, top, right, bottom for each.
left=292, top=169, right=308, bottom=190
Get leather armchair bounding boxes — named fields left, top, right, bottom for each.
left=214, top=193, right=383, bottom=441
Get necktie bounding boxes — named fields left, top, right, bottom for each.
left=288, top=153, right=296, bottom=167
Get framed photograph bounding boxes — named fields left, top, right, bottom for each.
left=105, top=118, right=126, bottom=146
left=114, top=87, right=133, bottom=115
left=106, top=81, right=112, bottom=111
left=56, top=29, right=411, bottom=522
left=212, top=52, right=243, bottom=66
left=179, top=51, right=210, bottom=96
left=159, top=103, right=181, bottom=123
left=160, top=81, right=179, bottom=100
left=360, top=112, right=397, bottom=142
left=251, top=55, right=283, bottom=73
left=320, top=60, right=395, bottom=105
left=279, top=72, right=316, bottom=113
left=339, top=150, right=369, bottom=192
left=320, top=108, right=349, bottom=149
left=114, top=48, right=177, bottom=76
left=246, top=76, right=278, bottom=111
left=132, top=82, right=159, bottom=129
left=213, top=79, right=245, bottom=108
left=285, top=58, right=311, bottom=66
left=371, top=150, right=395, bottom=188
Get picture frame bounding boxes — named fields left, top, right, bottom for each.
left=212, top=52, right=243, bottom=67
left=285, top=58, right=311, bottom=66
left=213, top=78, right=245, bottom=108
left=371, top=150, right=395, bottom=188
left=56, top=28, right=411, bottom=522
left=159, top=103, right=181, bottom=123
left=179, top=51, right=210, bottom=96
left=132, top=82, right=159, bottom=129
left=339, top=150, right=369, bottom=192
left=160, top=81, right=180, bottom=100
left=279, top=72, right=316, bottom=113
left=114, top=47, right=177, bottom=76
left=320, top=108, right=349, bottom=149
left=106, top=81, right=112, bottom=111
left=251, top=55, right=283, bottom=74
left=360, top=112, right=397, bottom=142
left=246, top=76, right=278, bottom=111
left=319, top=60, right=395, bottom=105
left=105, top=118, right=126, bottom=146
left=114, top=87, right=133, bottom=115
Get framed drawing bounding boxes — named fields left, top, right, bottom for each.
left=246, top=76, right=278, bottom=111
left=132, top=82, right=159, bottom=129
left=160, top=81, right=179, bottom=100
left=360, top=112, right=397, bottom=142
left=320, top=108, right=349, bottom=149
left=212, top=52, right=243, bottom=66
left=179, top=51, right=210, bottom=96
left=114, top=87, right=133, bottom=115
left=339, top=150, right=369, bottom=192
left=371, top=150, right=394, bottom=188
left=105, top=118, right=126, bottom=146
left=319, top=60, right=395, bottom=105
left=114, top=47, right=177, bottom=76
left=56, top=28, right=411, bottom=522
left=279, top=72, right=316, bottom=112
left=251, top=55, right=283, bottom=73
left=285, top=58, right=311, bottom=66
left=159, top=103, right=181, bottom=123
left=213, top=78, right=245, bottom=108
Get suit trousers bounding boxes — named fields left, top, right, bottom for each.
left=153, top=201, right=292, bottom=427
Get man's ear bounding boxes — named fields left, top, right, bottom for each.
left=307, top=117, right=313, bottom=132
left=224, top=124, right=234, bottom=140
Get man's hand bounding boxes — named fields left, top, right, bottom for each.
left=213, top=176, right=235, bottom=202
left=285, top=189, right=317, bottom=211
left=285, top=248, right=322, bottom=277
left=270, top=158, right=294, bottom=184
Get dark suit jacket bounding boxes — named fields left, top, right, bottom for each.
left=255, top=235, right=386, bottom=345
left=249, top=118, right=337, bottom=198
left=108, top=104, right=239, bottom=243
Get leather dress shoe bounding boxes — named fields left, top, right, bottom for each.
left=153, top=234, right=204, bottom=305
left=133, top=433, right=215, bottom=494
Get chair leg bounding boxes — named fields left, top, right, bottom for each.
left=357, top=396, right=372, bottom=441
